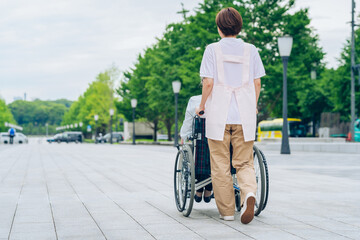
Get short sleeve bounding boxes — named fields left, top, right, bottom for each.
left=253, top=47, right=266, bottom=79
left=200, top=45, right=215, bottom=79
left=180, top=98, right=195, bottom=140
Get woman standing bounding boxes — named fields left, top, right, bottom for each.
left=196, top=7, right=265, bottom=224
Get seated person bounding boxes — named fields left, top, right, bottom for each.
left=180, top=95, right=212, bottom=203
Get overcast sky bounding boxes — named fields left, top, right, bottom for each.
left=0, top=0, right=354, bottom=103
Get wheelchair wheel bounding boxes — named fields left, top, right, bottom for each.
left=173, top=144, right=195, bottom=217
left=253, top=145, right=266, bottom=216
left=258, top=149, right=269, bottom=211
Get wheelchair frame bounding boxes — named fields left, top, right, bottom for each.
left=174, top=116, right=269, bottom=217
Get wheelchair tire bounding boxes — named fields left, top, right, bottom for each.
left=174, top=150, right=185, bottom=212
left=182, top=144, right=195, bottom=217
left=253, top=145, right=266, bottom=216
left=173, top=145, right=195, bottom=217
left=258, top=149, right=269, bottom=211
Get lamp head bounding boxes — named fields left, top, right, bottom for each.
left=110, top=109, right=114, bottom=116
left=131, top=99, right=137, bottom=108
left=278, top=35, right=293, bottom=57
left=172, top=81, right=181, bottom=94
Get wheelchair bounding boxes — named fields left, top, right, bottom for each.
left=174, top=116, right=269, bottom=217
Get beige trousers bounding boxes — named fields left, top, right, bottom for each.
left=208, top=124, right=257, bottom=216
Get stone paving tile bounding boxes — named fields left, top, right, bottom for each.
left=284, top=228, right=352, bottom=240
left=55, top=223, right=106, bottom=239
left=103, top=229, right=155, bottom=240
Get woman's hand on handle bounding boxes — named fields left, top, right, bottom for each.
left=196, top=106, right=205, bottom=116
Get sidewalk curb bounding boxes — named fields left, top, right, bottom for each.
left=119, top=141, right=174, bottom=146
left=256, top=142, right=360, bottom=154
left=120, top=140, right=360, bottom=154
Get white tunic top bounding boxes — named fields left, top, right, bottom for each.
left=200, top=38, right=266, bottom=124
left=200, top=39, right=266, bottom=141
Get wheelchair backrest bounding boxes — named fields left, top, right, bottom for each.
left=191, top=117, right=206, bottom=141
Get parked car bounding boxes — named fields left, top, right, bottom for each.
left=47, top=133, right=62, bottom=143
left=96, top=132, right=124, bottom=143
left=65, top=132, right=83, bottom=143
left=15, top=133, right=28, bottom=144
left=49, top=132, right=83, bottom=143
left=0, top=132, right=9, bottom=144
left=0, top=132, right=28, bottom=144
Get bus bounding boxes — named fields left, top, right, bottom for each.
left=257, top=118, right=307, bottom=142
left=356, top=119, right=360, bottom=142
left=347, top=119, right=360, bottom=142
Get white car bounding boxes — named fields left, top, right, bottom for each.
left=0, top=132, right=28, bottom=144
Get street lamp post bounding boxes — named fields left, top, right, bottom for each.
left=172, top=81, right=181, bottom=147
left=109, top=109, right=114, bottom=144
left=94, top=114, right=99, bottom=142
left=131, top=99, right=137, bottom=145
left=350, top=0, right=356, bottom=142
left=278, top=35, right=293, bottom=154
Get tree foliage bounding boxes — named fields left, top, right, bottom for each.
left=316, top=28, right=360, bottom=122
left=62, top=67, right=121, bottom=136
left=8, top=99, right=71, bottom=135
left=0, top=99, right=16, bottom=132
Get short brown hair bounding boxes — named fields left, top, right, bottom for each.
left=216, top=7, right=243, bottom=36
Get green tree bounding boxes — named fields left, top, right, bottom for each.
left=116, top=50, right=164, bottom=141
left=8, top=99, right=70, bottom=135
left=62, top=67, right=121, bottom=137
left=317, top=29, right=360, bottom=121
left=0, top=99, right=16, bottom=132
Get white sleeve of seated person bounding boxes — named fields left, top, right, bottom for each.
left=180, top=96, right=201, bottom=141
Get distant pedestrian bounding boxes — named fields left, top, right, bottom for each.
left=8, top=127, right=16, bottom=144
left=196, top=7, right=265, bottom=224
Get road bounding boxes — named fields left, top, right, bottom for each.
left=0, top=142, right=359, bottom=239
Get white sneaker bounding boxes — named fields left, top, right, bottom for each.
left=220, top=215, right=234, bottom=221
left=240, top=192, right=255, bottom=224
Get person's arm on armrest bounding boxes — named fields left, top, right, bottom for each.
left=196, top=77, right=214, bottom=115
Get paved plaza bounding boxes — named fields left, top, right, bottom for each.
left=0, top=141, right=359, bottom=240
